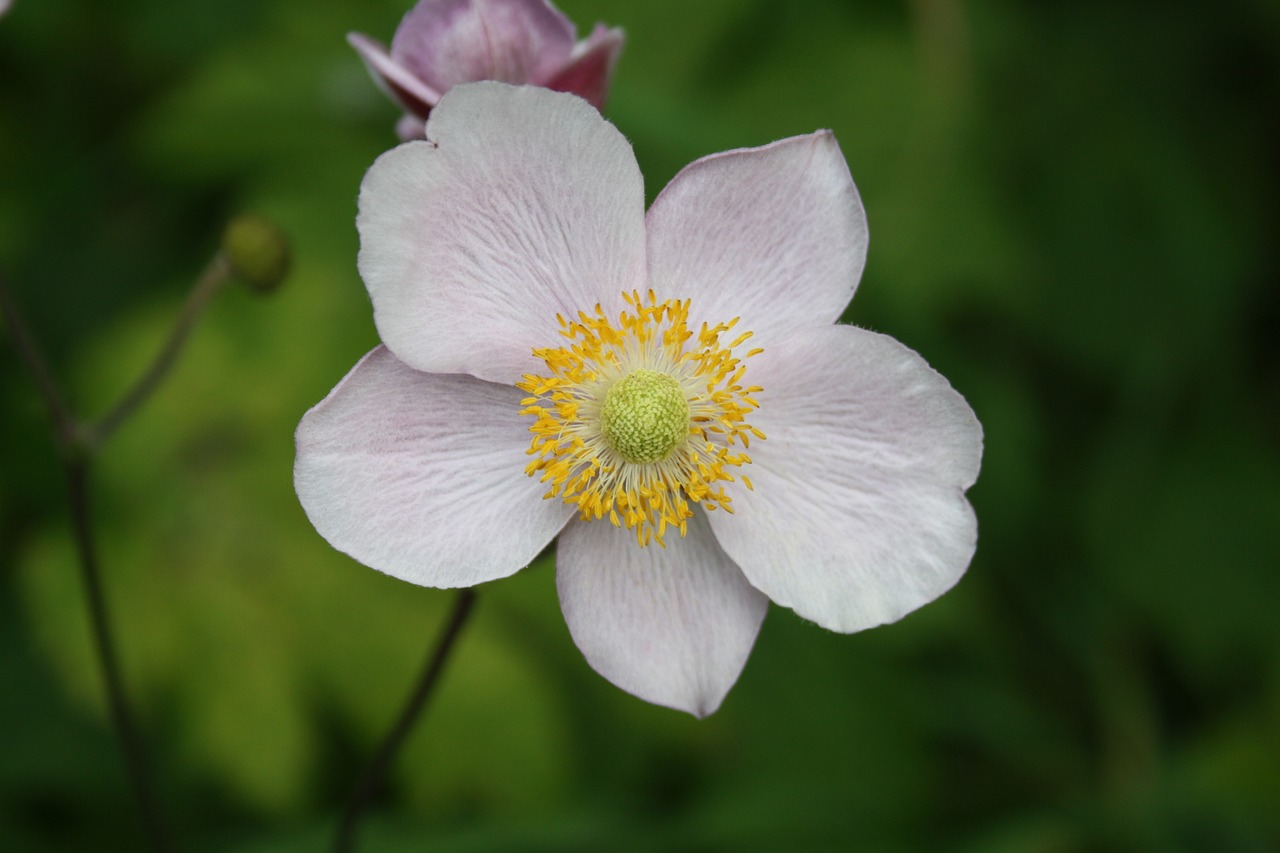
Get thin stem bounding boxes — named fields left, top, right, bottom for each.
left=67, top=459, right=173, bottom=853
left=334, top=588, right=479, bottom=853
left=86, top=252, right=233, bottom=449
left=4, top=264, right=176, bottom=849
left=0, top=267, right=79, bottom=448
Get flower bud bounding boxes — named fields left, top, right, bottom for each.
left=348, top=0, right=624, bottom=140
left=221, top=214, right=291, bottom=293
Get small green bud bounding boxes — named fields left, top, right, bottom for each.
left=221, top=214, right=291, bottom=293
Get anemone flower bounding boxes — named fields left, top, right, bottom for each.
left=348, top=0, right=622, bottom=140
left=296, top=83, right=983, bottom=717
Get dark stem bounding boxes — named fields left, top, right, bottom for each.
left=4, top=250, right=242, bottom=851
left=86, top=252, right=232, bottom=449
left=0, top=267, right=79, bottom=448
left=67, top=459, right=173, bottom=853
left=333, top=588, right=479, bottom=853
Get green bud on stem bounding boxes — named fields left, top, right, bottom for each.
left=221, top=214, right=291, bottom=293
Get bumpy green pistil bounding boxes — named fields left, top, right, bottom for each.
left=600, top=369, right=690, bottom=464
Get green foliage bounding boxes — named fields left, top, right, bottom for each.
left=2, top=0, right=1279, bottom=850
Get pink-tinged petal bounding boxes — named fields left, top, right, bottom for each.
left=395, top=113, right=427, bottom=141
left=347, top=31, right=441, bottom=119
left=557, top=512, right=768, bottom=717
left=294, top=346, right=573, bottom=588
left=646, top=131, right=867, bottom=342
left=543, top=25, right=624, bottom=109
left=357, top=82, right=647, bottom=384
left=707, top=325, right=982, bottom=634
left=391, top=0, right=575, bottom=92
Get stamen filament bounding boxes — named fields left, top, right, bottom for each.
left=516, top=291, right=763, bottom=546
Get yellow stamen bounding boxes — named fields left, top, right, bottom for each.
left=516, top=291, right=764, bottom=547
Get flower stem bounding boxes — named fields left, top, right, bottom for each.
left=333, top=588, right=479, bottom=853
left=86, top=252, right=233, bottom=449
left=0, top=267, right=78, bottom=448
left=67, top=458, right=174, bottom=853
left=2, top=264, right=196, bottom=852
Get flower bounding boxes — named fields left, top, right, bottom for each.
left=295, top=83, right=983, bottom=717
left=348, top=0, right=623, bottom=140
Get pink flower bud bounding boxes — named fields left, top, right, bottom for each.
left=348, top=0, right=623, bottom=140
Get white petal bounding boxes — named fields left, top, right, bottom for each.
left=707, top=325, right=982, bottom=633
left=357, top=82, right=647, bottom=384
left=557, top=512, right=768, bottom=717
left=645, top=131, right=867, bottom=341
left=294, top=346, right=573, bottom=588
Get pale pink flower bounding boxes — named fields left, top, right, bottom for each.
left=348, top=0, right=623, bottom=140
left=295, top=83, right=982, bottom=716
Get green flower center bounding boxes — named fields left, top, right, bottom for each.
left=599, top=369, right=690, bottom=464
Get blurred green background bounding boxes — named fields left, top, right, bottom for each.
left=2, top=0, right=1279, bottom=850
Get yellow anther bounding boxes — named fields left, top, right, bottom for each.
left=516, top=293, right=764, bottom=547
